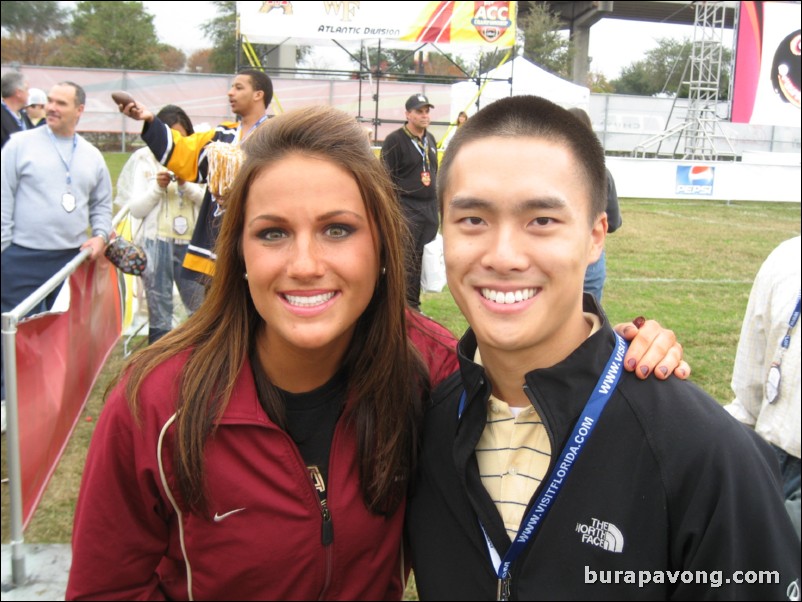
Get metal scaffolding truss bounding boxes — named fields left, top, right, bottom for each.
left=632, top=1, right=736, bottom=160
left=682, top=0, right=731, bottom=159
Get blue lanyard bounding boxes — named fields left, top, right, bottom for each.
left=403, top=125, right=431, bottom=172
left=458, top=332, right=628, bottom=599
left=781, top=292, right=801, bottom=352
left=47, top=127, right=78, bottom=190
left=237, top=114, right=268, bottom=144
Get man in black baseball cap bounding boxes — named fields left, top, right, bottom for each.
left=381, top=93, right=440, bottom=311
left=405, top=93, right=435, bottom=112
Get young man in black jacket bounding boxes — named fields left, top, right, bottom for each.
left=407, top=95, right=801, bottom=600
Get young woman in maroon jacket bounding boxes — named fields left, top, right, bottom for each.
left=66, top=106, right=687, bottom=601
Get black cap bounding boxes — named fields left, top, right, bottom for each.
left=405, top=93, right=434, bottom=111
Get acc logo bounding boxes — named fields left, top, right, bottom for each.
left=471, top=1, right=512, bottom=43
left=676, top=165, right=715, bottom=195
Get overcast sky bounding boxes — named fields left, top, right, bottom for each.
left=141, top=1, right=732, bottom=80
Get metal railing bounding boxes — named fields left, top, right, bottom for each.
left=2, top=207, right=129, bottom=587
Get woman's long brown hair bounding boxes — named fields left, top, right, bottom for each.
left=117, top=106, right=427, bottom=515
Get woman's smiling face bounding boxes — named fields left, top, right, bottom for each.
left=242, top=153, right=380, bottom=358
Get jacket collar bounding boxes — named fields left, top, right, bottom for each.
left=523, top=297, right=617, bottom=442
left=451, top=294, right=619, bottom=554
left=221, top=356, right=356, bottom=428
left=216, top=357, right=275, bottom=426
left=455, top=294, right=617, bottom=441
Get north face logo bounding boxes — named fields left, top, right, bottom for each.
left=575, top=518, right=624, bottom=553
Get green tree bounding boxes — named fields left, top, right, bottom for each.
left=158, top=44, right=187, bottom=72
left=0, top=0, right=70, bottom=64
left=612, top=37, right=732, bottom=99
left=613, top=61, right=657, bottom=96
left=0, top=0, right=69, bottom=37
left=587, top=71, right=614, bottom=94
left=187, top=48, right=214, bottom=73
left=517, top=2, right=571, bottom=78
left=202, top=0, right=236, bottom=73
left=65, top=1, right=161, bottom=70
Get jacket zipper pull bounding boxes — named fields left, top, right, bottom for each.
left=497, top=575, right=511, bottom=601
left=321, top=502, right=334, bottom=546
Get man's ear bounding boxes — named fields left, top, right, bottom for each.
left=588, top=212, right=607, bottom=264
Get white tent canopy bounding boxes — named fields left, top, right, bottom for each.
left=450, top=56, right=590, bottom=119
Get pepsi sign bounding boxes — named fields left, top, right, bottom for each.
left=676, top=165, right=715, bottom=195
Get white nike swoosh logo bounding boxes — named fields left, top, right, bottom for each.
left=213, top=507, right=246, bottom=522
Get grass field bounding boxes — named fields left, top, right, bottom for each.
left=1, top=151, right=800, bottom=598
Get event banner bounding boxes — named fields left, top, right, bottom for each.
left=237, top=1, right=517, bottom=48
left=14, top=259, right=121, bottom=527
left=731, top=1, right=800, bottom=126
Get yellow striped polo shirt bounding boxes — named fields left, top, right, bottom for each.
left=476, top=313, right=601, bottom=538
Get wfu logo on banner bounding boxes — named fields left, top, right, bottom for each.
left=676, top=165, right=715, bottom=195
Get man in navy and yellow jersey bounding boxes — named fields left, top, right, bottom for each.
left=119, top=69, right=273, bottom=282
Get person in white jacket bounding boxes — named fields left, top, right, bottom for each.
left=726, top=235, right=801, bottom=538
left=118, top=105, right=205, bottom=343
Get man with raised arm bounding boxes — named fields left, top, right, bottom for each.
left=119, top=69, right=273, bottom=281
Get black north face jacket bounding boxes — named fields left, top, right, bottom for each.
left=407, top=299, right=801, bottom=600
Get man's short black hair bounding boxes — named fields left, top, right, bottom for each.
left=238, top=68, right=273, bottom=109
left=438, top=95, right=607, bottom=222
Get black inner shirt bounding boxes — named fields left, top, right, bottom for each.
left=251, top=354, right=347, bottom=498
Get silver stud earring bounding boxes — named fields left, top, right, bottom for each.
left=380, top=267, right=386, bottom=275
left=243, top=273, right=249, bottom=281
